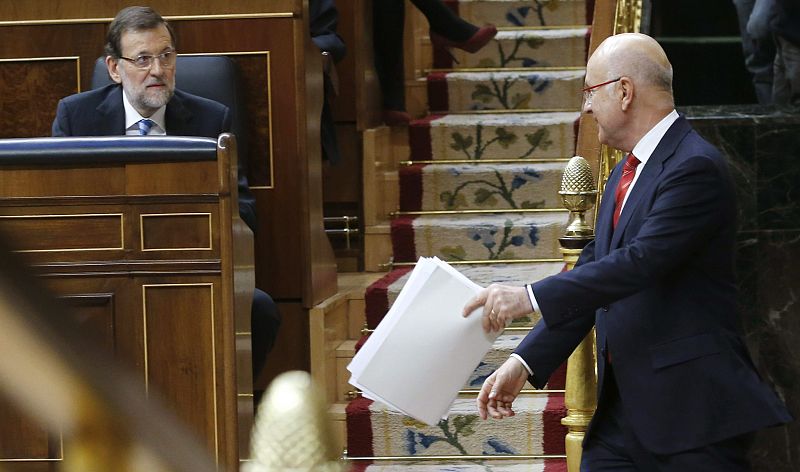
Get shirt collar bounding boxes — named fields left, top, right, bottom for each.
left=122, top=89, right=167, bottom=134
left=630, top=109, right=679, bottom=165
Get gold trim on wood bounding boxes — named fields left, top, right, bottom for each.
left=496, top=25, right=591, bottom=31
left=0, top=55, right=81, bottom=93
left=401, top=158, right=571, bottom=166
left=141, top=283, right=218, bottom=463
left=428, top=66, right=585, bottom=73
left=458, top=389, right=564, bottom=395
left=385, top=258, right=564, bottom=268
left=0, top=213, right=123, bottom=253
left=179, top=51, right=274, bottom=190
left=360, top=325, right=531, bottom=336
left=445, top=108, right=581, bottom=115
left=139, top=212, right=213, bottom=252
left=0, top=431, right=64, bottom=462
left=344, top=454, right=567, bottom=461
left=391, top=208, right=567, bottom=217
left=0, top=12, right=296, bottom=27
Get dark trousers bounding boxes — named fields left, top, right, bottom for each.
left=251, top=288, right=281, bottom=380
left=581, top=366, right=754, bottom=471
left=372, top=0, right=477, bottom=110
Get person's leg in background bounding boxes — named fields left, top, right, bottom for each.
left=733, top=0, right=776, bottom=104
left=251, top=287, right=281, bottom=405
left=372, top=0, right=410, bottom=124
left=410, top=0, right=476, bottom=42
left=773, top=35, right=800, bottom=105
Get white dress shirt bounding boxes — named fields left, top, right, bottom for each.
left=122, top=90, right=167, bottom=135
left=513, top=110, right=680, bottom=378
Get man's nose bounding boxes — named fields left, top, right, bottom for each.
left=149, top=60, right=164, bottom=76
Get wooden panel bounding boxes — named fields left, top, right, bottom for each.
left=0, top=58, right=79, bottom=138
left=232, top=53, right=273, bottom=189
left=0, top=395, right=55, bottom=460
left=0, top=23, right=107, bottom=131
left=255, top=302, right=308, bottom=390
left=59, top=293, right=116, bottom=354
left=0, top=213, right=123, bottom=253
left=125, top=161, right=218, bottom=195
left=330, top=0, right=357, bottom=122
left=0, top=166, right=126, bottom=197
left=0, top=1, right=300, bottom=20
left=141, top=213, right=212, bottom=251
left=143, top=283, right=218, bottom=458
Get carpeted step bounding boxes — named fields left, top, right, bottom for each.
left=351, top=459, right=567, bottom=472
left=365, top=263, right=563, bottom=328
left=446, top=0, right=591, bottom=28
left=391, top=212, right=567, bottom=263
left=434, top=28, right=590, bottom=70
left=467, top=334, right=566, bottom=390
left=399, top=161, right=568, bottom=212
left=427, top=70, right=584, bottom=112
left=409, top=111, right=579, bottom=161
left=346, top=394, right=568, bottom=457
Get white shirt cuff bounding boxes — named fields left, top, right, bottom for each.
left=526, top=284, right=540, bottom=313
left=510, top=353, right=534, bottom=377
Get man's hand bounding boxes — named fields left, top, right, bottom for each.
left=477, top=357, right=529, bottom=420
left=463, top=284, right=534, bottom=333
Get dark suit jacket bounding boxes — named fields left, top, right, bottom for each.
left=52, top=84, right=258, bottom=231
left=515, top=116, right=791, bottom=454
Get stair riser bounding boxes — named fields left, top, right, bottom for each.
left=428, top=71, right=584, bottom=112
left=400, top=163, right=567, bottom=212
left=409, top=112, right=579, bottom=161
left=347, top=397, right=567, bottom=457
left=354, top=460, right=567, bottom=472
left=391, top=214, right=567, bottom=263
left=436, top=29, right=589, bottom=69
left=450, top=0, right=591, bottom=28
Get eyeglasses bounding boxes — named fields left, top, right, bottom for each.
left=582, top=77, right=622, bottom=105
left=119, top=49, right=176, bottom=70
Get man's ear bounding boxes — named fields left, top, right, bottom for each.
left=105, top=56, right=122, bottom=84
left=619, top=77, right=634, bottom=111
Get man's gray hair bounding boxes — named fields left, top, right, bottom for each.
left=104, top=6, right=175, bottom=58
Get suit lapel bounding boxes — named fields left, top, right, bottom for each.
left=596, top=163, right=622, bottom=256
left=165, top=91, right=192, bottom=135
left=95, top=85, right=126, bottom=135
left=609, top=116, right=692, bottom=249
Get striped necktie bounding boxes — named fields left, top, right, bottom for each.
left=137, top=119, right=155, bottom=136
left=612, top=153, right=640, bottom=228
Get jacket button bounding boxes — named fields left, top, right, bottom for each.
left=602, top=305, right=609, bottom=312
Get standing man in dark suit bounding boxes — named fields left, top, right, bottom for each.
left=463, top=33, right=791, bottom=470
left=52, top=6, right=280, bottom=385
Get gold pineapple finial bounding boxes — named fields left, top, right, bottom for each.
left=244, top=371, right=343, bottom=472
left=559, top=156, right=598, bottom=239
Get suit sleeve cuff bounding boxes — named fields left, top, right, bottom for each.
left=509, top=353, right=534, bottom=377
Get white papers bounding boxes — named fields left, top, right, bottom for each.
left=347, top=257, right=499, bottom=426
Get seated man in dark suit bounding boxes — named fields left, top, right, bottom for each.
left=52, top=5, right=279, bottom=383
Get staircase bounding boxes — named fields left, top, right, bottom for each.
left=341, top=1, right=592, bottom=470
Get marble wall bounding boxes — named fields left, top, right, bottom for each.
left=685, top=105, right=800, bottom=471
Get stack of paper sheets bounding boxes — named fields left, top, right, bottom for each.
left=347, top=257, right=501, bottom=425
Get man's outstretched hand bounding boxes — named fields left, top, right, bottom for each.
left=476, top=356, right=529, bottom=420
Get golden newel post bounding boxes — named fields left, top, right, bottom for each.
left=558, top=156, right=598, bottom=471
left=245, top=371, right=344, bottom=472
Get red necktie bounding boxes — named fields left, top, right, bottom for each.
left=612, top=153, right=640, bottom=228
